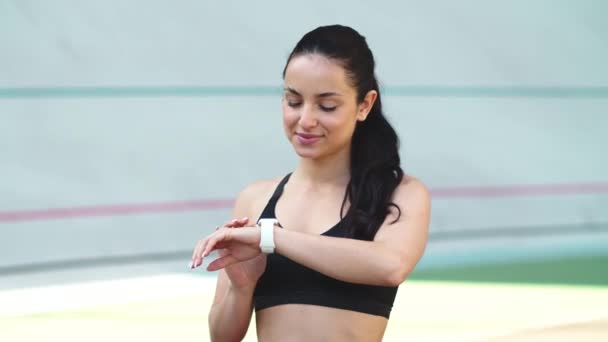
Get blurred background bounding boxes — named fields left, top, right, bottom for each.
left=1, top=0, right=607, bottom=340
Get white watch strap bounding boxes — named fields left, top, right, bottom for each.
left=258, top=218, right=277, bottom=254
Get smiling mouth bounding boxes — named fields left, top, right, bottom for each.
left=296, top=133, right=322, bottom=139
left=295, top=132, right=323, bottom=146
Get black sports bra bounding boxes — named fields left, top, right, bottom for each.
left=253, top=173, right=398, bottom=318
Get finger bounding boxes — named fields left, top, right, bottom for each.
left=207, top=254, right=239, bottom=271
left=191, top=238, right=207, bottom=269
left=236, top=217, right=249, bottom=226
left=224, top=219, right=239, bottom=228
left=191, top=238, right=206, bottom=263
left=190, top=242, right=198, bottom=264
left=202, top=240, right=233, bottom=262
left=224, top=217, right=249, bottom=228
left=195, top=231, right=222, bottom=268
left=203, top=229, right=232, bottom=257
left=203, top=235, right=221, bottom=257
left=197, top=234, right=218, bottom=267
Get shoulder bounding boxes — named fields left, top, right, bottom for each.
left=236, top=175, right=284, bottom=201
left=236, top=178, right=278, bottom=199
left=232, top=175, right=286, bottom=218
left=393, top=175, right=431, bottom=214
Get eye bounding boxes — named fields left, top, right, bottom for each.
left=319, top=105, right=337, bottom=112
left=287, top=101, right=302, bottom=108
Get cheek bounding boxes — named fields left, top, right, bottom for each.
left=282, top=104, right=298, bottom=130
left=327, top=109, right=357, bottom=136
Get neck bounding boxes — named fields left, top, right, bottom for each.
left=293, top=146, right=351, bottom=187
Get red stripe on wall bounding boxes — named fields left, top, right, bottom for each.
left=1, top=182, right=607, bottom=223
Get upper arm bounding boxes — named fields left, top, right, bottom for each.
left=229, top=177, right=281, bottom=222
left=373, top=176, right=431, bottom=278
left=210, top=179, right=278, bottom=307
left=211, top=183, right=255, bottom=307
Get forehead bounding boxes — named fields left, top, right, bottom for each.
left=283, top=54, right=354, bottom=96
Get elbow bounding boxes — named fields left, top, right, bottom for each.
left=384, top=256, right=411, bottom=287
left=209, top=326, right=246, bottom=342
left=208, top=310, right=246, bottom=342
left=385, top=270, right=408, bottom=287
left=208, top=313, right=221, bottom=341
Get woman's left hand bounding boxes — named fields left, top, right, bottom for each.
left=192, top=226, right=262, bottom=271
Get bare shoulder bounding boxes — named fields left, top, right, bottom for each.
left=393, top=175, right=431, bottom=213
left=233, top=175, right=286, bottom=219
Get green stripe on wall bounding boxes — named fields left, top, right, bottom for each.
left=410, top=255, right=608, bottom=287
left=1, top=86, right=607, bottom=98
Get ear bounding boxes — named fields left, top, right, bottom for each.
left=356, top=90, right=378, bottom=122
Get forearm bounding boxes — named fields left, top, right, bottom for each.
left=208, top=285, right=255, bottom=342
left=273, top=228, right=406, bottom=287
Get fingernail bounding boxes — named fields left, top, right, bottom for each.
left=242, top=216, right=248, bottom=220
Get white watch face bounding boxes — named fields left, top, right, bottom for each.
left=259, top=219, right=277, bottom=254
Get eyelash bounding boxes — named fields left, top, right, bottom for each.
left=287, top=102, right=337, bottom=112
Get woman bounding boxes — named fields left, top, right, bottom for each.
left=191, top=25, right=431, bottom=342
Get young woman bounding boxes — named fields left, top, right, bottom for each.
left=191, top=25, right=431, bottom=342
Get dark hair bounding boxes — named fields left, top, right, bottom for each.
left=283, top=25, right=404, bottom=240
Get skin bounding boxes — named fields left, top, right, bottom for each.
left=192, top=54, right=431, bottom=342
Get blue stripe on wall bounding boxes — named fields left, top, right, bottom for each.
left=1, top=86, right=607, bottom=98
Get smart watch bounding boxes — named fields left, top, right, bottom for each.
left=258, top=218, right=278, bottom=254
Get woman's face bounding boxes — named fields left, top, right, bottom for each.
left=282, top=54, right=374, bottom=161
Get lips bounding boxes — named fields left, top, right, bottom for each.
left=296, top=133, right=322, bottom=139
left=295, top=132, right=322, bottom=145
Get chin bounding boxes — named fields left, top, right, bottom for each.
left=292, top=145, right=321, bottom=159
left=289, top=135, right=340, bottom=161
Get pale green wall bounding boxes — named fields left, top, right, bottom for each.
left=1, top=0, right=607, bottom=270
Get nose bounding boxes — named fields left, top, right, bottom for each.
left=298, top=104, right=318, bottom=129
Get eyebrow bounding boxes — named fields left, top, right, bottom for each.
left=284, top=87, right=342, bottom=98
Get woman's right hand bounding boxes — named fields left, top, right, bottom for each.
left=215, top=217, right=267, bottom=291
